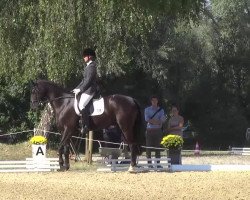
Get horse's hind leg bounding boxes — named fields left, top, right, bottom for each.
left=120, top=129, right=138, bottom=168
left=129, top=143, right=138, bottom=167
left=116, top=111, right=139, bottom=172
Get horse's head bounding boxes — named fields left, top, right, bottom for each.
left=30, top=80, right=47, bottom=109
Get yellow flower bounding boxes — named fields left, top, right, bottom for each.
left=29, top=135, right=47, bottom=145
left=161, top=134, right=183, bottom=149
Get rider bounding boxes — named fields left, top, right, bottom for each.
left=73, top=48, right=98, bottom=131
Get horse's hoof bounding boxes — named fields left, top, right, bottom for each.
left=57, top=167, right=65, bottom=172
left=128, top=165, right=137, bottom=173
left=57, top=166, right=68, bottom=172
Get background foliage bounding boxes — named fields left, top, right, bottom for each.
left=0, top=0, right=250, bottom=149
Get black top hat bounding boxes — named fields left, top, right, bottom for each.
left=83, top=48, right=96, bottom=57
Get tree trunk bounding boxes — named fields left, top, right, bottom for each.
left=34, top=104, right=54, bottom=137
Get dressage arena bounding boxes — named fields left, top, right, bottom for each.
left=0, top=167, right=250, bottom=200
left=0, top=157, right=250, bottom=200
left=0, top=131, right=250, bottom=199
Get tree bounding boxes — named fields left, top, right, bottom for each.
left=0, top=0, right=206, bottom=140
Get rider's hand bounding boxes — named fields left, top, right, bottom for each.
left=72, top=88, right=81, bottom=94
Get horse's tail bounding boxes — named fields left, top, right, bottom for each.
left=133, top=99, right=145, bottom=155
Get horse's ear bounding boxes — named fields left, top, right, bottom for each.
left=29, top=80, right=36, bottom=88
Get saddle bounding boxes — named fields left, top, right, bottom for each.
left=73, top=93, right=104, bottom=117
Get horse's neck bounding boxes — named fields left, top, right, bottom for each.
left=46, top=84, right=65, bottom=99
left=46, top=86, right=69, bottom=110
left=49, top=92, right=73, bottom=120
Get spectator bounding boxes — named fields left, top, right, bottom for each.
left=144, top=95, right=166, bottom=167
left=167, top=105, right=184, bottom=137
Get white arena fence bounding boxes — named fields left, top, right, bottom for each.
left=231, top=147, right=250, bottom=155
left=0, top=158, right=60, bottom=173
left=0, top=129, right=62, bottom=173
left=97, top=157, right=171, bottom=172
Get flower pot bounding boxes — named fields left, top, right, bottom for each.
left=32, top=144, right=46, bottom=161
left=167, top=149, right=182, bottom=165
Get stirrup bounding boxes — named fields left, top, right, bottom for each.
left=81, top=126, right=88, bottom=134
left=79, top=119, right=83, bottom=127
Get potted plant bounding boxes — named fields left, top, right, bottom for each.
left=29, top=135, right=47, bottom=160
left=161, top=134, right=184, bottom=164
left=30, top=135, right=48, bottom=145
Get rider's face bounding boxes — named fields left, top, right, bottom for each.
left=83, top=56, right=90, bottom=63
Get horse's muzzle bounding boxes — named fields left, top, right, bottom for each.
left=30, top=101, right=39, bottom=110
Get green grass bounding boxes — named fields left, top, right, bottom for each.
left=0, top=142, right=100, bottom=171
left=0, top=142, right=58, bottom=160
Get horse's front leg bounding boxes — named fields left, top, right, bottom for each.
left=58, top=143, right=70, bottom=171
left=58, top=145, right=64, bottom=171
left=58, top=128, right=72, bottom=171
left=63, top=143, right=70, bottom=170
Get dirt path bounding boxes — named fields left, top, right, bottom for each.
left=0, top=171, right=250, bottom=200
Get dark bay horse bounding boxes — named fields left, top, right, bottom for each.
left=30, top=80, right=142, bottom=172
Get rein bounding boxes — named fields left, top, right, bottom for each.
left=31, top=95, right=74, bottom=105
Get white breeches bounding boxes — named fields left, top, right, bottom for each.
left=79, top=93, right=94, bottom=110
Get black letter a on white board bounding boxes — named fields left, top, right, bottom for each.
left=36, top=146, right=44, bottom=155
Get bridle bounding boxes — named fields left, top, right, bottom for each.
left=31, top=85, right=74, bottom=107
left=31, top=86, right=43, bottom=106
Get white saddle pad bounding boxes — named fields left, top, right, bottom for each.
left=74, top=95, right=104, bottom=116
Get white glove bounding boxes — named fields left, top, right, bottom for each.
left=73, top=88, right=81, bottom=94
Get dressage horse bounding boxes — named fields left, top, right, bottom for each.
left=30, top=80, right=142, bottom=172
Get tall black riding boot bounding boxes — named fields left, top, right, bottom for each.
left=81, top=108, right=89, bottom=133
